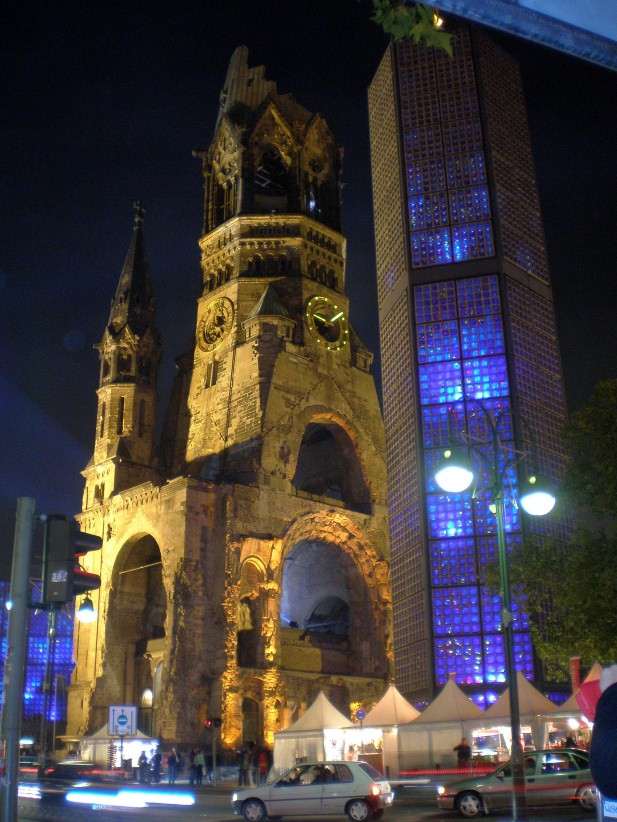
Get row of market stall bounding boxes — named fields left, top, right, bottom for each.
left=274, top=665, right=601, bottom=776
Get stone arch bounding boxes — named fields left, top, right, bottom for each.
left=98, top=532, right=167, bottom=733
left=289, top=409, right=373, bottom=512
left=237, top=558, right=266, bottom=669
left=278, top=512, right=389, bottom=678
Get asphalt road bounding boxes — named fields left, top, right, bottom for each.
left=17, top=784, right=594, bottom=821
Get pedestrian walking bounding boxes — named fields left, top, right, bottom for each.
left=258, top=747, right=270, bottom=784
left=151, top=747, right=162, bottom=783
left=238, top=746, right=248, bottom=786
left=138, top=751, right=148, bottom=784
left=194, top=747, right=205, bottom=786
left=167, top=747, right=178, bottom=784
left=189, top=748, right=197, bottom=786
left=453, top=737, right=472, bottom=768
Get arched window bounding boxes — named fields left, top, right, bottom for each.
left=326, top=270, right=336, bottom=289
left=138, top=399, right=146, bottom=437
left=318, top=266, right=326, bottom=284
left=255, top=146, right=288, bottom=196
left=293, top=422, right=370, bottom=512
left=117, top=397, right=125, bottom=434
left=99, top=402, right=106, bottom=438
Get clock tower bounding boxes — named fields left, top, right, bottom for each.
left=69, top=47, right=391, bottom=749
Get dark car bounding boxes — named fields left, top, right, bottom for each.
left=436, top=749, right=596, bottom=817
left=20, top=760, right=113, bottom=802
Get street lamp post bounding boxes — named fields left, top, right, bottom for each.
left=434, top=404, right=556, bottom=822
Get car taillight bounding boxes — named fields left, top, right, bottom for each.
left=45, top=767, right=56, bottom=775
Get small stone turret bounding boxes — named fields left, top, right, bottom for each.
left=82, top=203, right=161, bottom=507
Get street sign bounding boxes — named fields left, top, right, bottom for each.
left=108, top=705, right=137, bottom=736
left=356, top=708, right=366, bottom=721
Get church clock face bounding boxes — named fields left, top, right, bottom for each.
left=306, top=295, right=348, bottom=351
left=197, top=297, right=235, bottom=352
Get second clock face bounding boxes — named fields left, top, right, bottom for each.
left=306, top=295, right=348, bottom=351
left=197, top=297, right=234, bottom=351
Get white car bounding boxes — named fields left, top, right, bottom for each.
left=232, top=761, right=394, bottom=822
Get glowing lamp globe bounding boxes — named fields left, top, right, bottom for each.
left=434, top=449, right=474, bottom=494
left=519, top=476, right=556, bottom=517
left=77, top=594, right=97, bottom=624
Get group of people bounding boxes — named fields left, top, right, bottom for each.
left=238, top=742, right=272, bottom=785
left=137, top=748, right=163, bottom=783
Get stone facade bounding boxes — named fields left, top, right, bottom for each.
left=67, top=47, right=392, bottom=748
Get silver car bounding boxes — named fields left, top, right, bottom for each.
left=436, top=748, right=596, bottom=817
left=232, top=761, right=394, bottom=822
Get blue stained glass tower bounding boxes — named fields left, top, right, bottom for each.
left=0, top=580, right=75, bottom=730
left=369, top=25, right=568, bottom=702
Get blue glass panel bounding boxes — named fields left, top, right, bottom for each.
left=463, top=355, right=509, bottom=400
left=411, top=228, right=452, bottom=267
left=430, top=538, right=477, bottom=586
left=471, top=691, right=499, bottom=708
left=421, top=403, right=465, bottom=448
left=417, top=320, right=460, bottom=363
left=452, top=222, right=495, bottom=262
left=409, top=192, right=449, bottom=230
left=460, top=315, right=505, bottom=358
left=482, top=634, right=506, bottom=683
left=432, top=586, right=481, bottom=636
left=434, top=635, right=483, bottom=685
left=480, top=586, right=529, bottom=632
left=446, top=152, right=487, bottom=188
left=513, top=632, right=535, bottom=679
left=407, top=159, right=447, bottom=194
left=473, top=489, right=520, bottom=535
left=427, top=493, right=474, bottom=538
left=477, top=534, right=522, bottom=579
left=457, top=275, right=500, bottom=317
left=414, top=281, right=457, bottom=324
left=466, top=398, right=513, bottom=443
left=449, top=186, right=491, bottom=224
left=419, top=361, right=463, bottom=404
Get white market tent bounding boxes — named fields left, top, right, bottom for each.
left=398, top=676, right=485, bottom=770
left=484, top=671, right=557, bottom=719
left=273, top=692, right=352, bottom=770
left=481, top=671, right=557, bottom=749
left=80, top=723, right=158, bottom=767
left=360, top=684, right=420, bottom=775
left=364, top=684, right=420, bottom=726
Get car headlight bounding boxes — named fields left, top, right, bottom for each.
left=232, top=792, right=238, bottom=802
left=437, top=785, right=445, bottom=796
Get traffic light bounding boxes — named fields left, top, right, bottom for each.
left=43, top=515, right=102, bottom=604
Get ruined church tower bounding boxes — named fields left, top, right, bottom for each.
left=69, top=47, right=392, bottom=748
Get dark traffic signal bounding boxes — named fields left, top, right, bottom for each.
left=43, top=515, right=102, bottom=604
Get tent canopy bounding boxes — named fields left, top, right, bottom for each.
left=417, top=676, right=482, bottom=722
left=278, top=691, right=351, bottom=735
left=82, top=723, right=154, bottom=742
left=418, top=676, right=483, bottom=722
left=485, top=672, right=556, bottom=718
left=559, top=661, right=603, bottom=712
left=364, top=684, right=420, bottom=726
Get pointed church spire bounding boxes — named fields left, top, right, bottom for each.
left=108, top=201, right=155, bottom=336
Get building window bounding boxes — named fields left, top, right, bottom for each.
left=413, top=274, right=532, bottom=687
left=205, top=361, right=218, bottom=389
left=99, top=402, right=106, bottom=438
left=138, top=399, right=146, bottom=437
left=117, top=397, right=125, bottom=434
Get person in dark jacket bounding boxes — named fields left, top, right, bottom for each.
left=590, top=665, right=617, bottom=799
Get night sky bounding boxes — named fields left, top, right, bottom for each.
left=2, top=1, right=617, bottom=563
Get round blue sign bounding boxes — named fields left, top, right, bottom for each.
left=117, top=713, right=128, bottom=726
left=356, top=709, right=366, bottom=721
